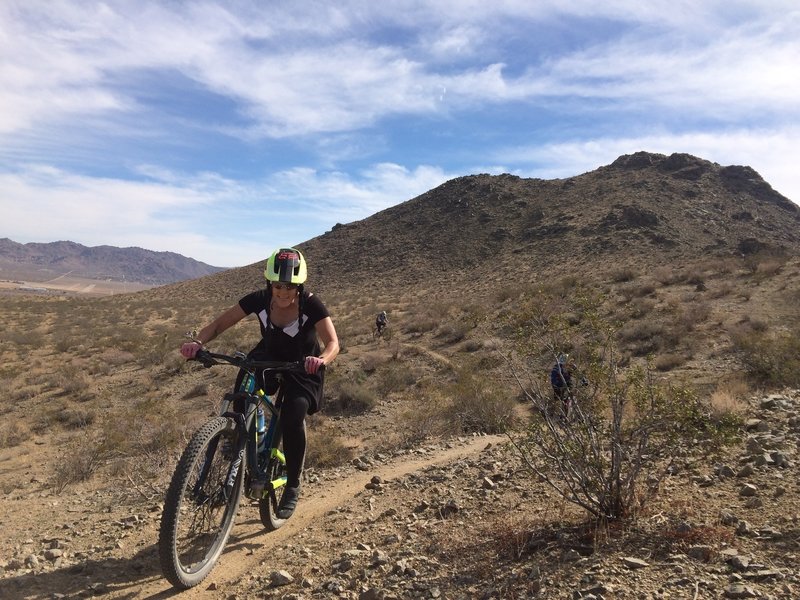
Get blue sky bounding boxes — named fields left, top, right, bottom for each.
left=1, top=1, right=798, bottom=268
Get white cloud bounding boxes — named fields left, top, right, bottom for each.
left=3, top=2, right=797, bottom=139
left=0, top=161, right=453, bottom=267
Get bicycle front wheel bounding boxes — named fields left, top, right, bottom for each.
left=158, top=416, right=244, bottom=589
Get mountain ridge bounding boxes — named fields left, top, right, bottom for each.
left=0, top=238, right=226, bottom=286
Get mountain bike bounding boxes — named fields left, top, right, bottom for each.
left=373, top=323, right=392, bottom=341
left=158, top=348, right=306, bottom=589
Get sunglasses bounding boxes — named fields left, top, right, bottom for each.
left=272, top=282, right=298, bottom=291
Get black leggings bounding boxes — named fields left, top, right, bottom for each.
left=280, top=392, right=309, bottom=489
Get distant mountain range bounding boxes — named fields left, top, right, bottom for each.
left=0, top=238, right=226, bottom=285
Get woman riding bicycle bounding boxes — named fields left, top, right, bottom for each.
left=180, top=247, right=339, bottom=519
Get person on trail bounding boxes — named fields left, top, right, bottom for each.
left=180, top=247, right=339, bottom=520
left=550, top=354, right=576, bottom=415
left=375, top=310, right=388, bottom=335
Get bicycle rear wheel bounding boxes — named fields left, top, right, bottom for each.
left=258, top=443, right=289, bottom=531
left=158, top=416, right=244, bottom=589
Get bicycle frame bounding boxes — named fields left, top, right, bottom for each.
left=194, top=351, right=305, bottom=499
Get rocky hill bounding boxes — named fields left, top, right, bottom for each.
left=302, top=151, right=799, bottom=294
left=0, top=238, right=226, bottom=285
left=157, top=151, right=798, bottom=303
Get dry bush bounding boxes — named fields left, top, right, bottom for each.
left=396, top=390, right=452, bottom=446
left=440, top=367, right=515, bottom=435
left=628, top=297, right=656, bottom=319
left=610, top=268, right=637, bottom=283
left=182, top=383, right=208, bottom=399
left=652, top=266, right=683, bottom=286
left=505, top=288, right=741, bottom=521
left=709, top=377, right=750, bottom=418
left=676, top=303, right=712, bottom=331
left=458, top=339, right=483, bottom=352
left=305, top=418, right=355, bottom=468
left=54, top=408, right=96, bottom=430
left=327, top=380, right=377, bottom=414
left=436, top=322, right=470, bottom=344
left=375, top=363, right=418, bottom=395
left=3, top=328, right=45, bottom=347
left=730, top=326, right=800, bottom=387
left=361, top=352, right=388, bottom=373
left=49, top=433, right=109, bottom=493
left=708, top=282, right=734, bottom=299
left=653, top=353, right=687, bottom=372
left=0, top=421, right=29, bottom=448
left=743, top=253, right=787, bottom=278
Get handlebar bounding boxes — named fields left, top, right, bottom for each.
left=192, top=349, right=308, bottom=373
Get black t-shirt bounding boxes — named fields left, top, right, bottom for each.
left=238, top=289, right=330, bottom=413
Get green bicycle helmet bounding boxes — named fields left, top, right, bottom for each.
left=264, top=248, right=307, bottom=284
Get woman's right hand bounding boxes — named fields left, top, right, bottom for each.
left=180, top=341, right=202, bottom=359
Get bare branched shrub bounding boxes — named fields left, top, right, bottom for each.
left=504, top=288, right=737, bottom=521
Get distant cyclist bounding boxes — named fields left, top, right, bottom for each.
left=375, top=310, right=388, bottom=336
left=550, top=354, right=577, bottom=416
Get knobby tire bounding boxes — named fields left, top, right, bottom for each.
left=257, top=442, right=288, bottom=531
left=158, top=416, right=244, bottom=589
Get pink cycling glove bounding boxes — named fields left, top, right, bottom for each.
left=305, top=356, right=324, bottom=375
left=180, top=341, right=202, bottom=359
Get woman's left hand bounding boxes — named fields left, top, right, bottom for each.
left=305, top=356, right=325, bottom=375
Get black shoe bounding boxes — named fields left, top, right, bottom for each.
left=276, top=486, right=300, bottom=519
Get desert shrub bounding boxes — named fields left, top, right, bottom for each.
left=436, top=322, right=470, bottom=344
left=54, top=408, right=96, bottom=430
left=3, top=329, right=45, bottom=347
left=49, top=433, right=109, bottom=493
left=628, top=298, right=656, bottom=319
left=653, top=353, right=686, bottom=372
left=458, top=339, right=483, bottom=352
left=375, top=363, right=418, bottom=395
left=396, top=390, right=452, bottom=446
left=619, top=321, right=664, bottom=342
left=182, top=383, right=208, bottom=399
left=504, top=288, right=737, bottom=521
left=305, top=419, right=355, bottom=468
left=652, top=266, right=683, bottom=286
left=441, top=367, right=515, bottom=435
left=327, top=380, right=377, bottom=414
left=676, top=303, right=712, bottom=331
left=403, top=318, right=438, bottom=335
left=730, top=327, right=800, bottom=387
left=361, top=352, right=388, bottom=373
left=0, top=421, right=29, bottom=448
left=610, top=267, right=636, bottom=283
left=685, top=270, right=705, bottom=286
left=708, top=282, right=734, bottom=299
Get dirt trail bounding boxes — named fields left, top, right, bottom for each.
left=131, top=433, right=504, bottom=599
